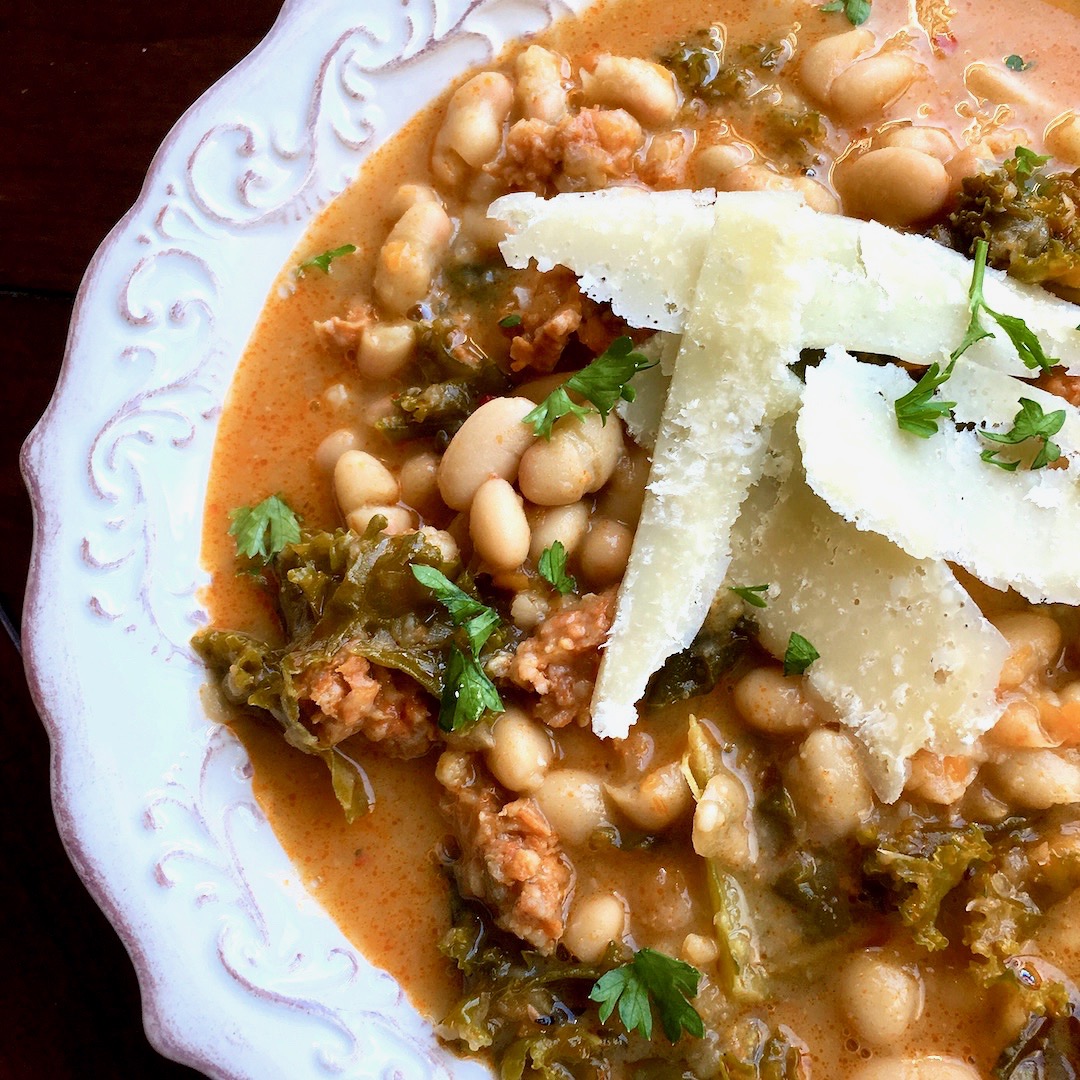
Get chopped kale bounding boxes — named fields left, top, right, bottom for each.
left=646, top=598, right=750, bottom=706
left=773, top=850, right=853, bottom=943
left=944, top=151, right=1080, bottom=285
left=866, top=822, right=992, bottom=951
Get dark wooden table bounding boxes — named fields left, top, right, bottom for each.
left=1, top=4, right=283, bottom=1074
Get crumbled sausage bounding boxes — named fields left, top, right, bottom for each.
left=510, top=589, right=616, bottom=727
left=313, top=304, right=373, bottom=354
left=297, top=649, right=437, bottom=759
left=489, top=107, right=643, bottom=193
left=437, top=750, right=574, bottom=952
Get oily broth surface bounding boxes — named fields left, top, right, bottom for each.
left=202, top=0, right=1080, bottom=1072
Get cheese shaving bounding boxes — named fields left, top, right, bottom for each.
left=798, top=348, right=1080, bottom=605
left=729, top=422, right=1008, bottom=802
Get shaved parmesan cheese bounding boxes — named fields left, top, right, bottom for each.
left=729, top=424, right=1008, bottom=803
left=590, top=195, right=806, bottom=740
left=798, top=348, right=1080, bottom=604
left=491, top=190, right=1080, bottom=375
left=492, top=188, right=715, bottom=333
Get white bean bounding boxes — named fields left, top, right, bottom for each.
left=838, top=951, right=923, bottom=1047
left=388, top=182, right=439, bottom=218
left=334, top=449, right=400, bottom=516
left=533, top=769, right=613, bottom=846
left=470, top=478, right=531, bottom=571
left=315, top=428, right=360, bottom=473
left=438, top=396, right=536, bottom=511
left=692, top=769, right=755, bottom=867
left=605, top=761, right=693, bottom=833
left=1047, top=112, right=1080, bottom=165
left=374, top=201, right=453, bottom=315
left=733, top=667, right=816, bottom=736
left=966, top=61, right=1043, bottom=109
left=837, top=146, right=950, bottom=226
left=598, top=440, right=650, bottom=527
left=829, top=51, right=917, bottom=122
left=878, top=124, right=955, bottom=161
left=718, top=163, right=839, bottom=214
left=988, top=748, right=1080, bottom=809
left=992, top=611, right=1062, bottom=690
left=515, top=45, right=568, bottom=123
left=693, top=143, right=755, bottom=187
left=787, top=728, right=874, bottom=841
left=518, top=412, right=625, bottom=506
left=527, top=501, right=590, bottom=562
left=579, top=519, right=633, bottom=588
left=358, top=320, right=415, bottom=380
left=432, top=71, right=514, bottom=183
left=399, top=450, right=444, bottom=518
left=346, top=505, right=415, bottom=536
left=484, top=707, right=555, bottom=794
left=562, top=893, right=626, bottom=962
left=581, top=55, right=679, bottom=127
left=850, top=1059, right=980, bottom=1080
left=799, top=28, right=875, bottom=105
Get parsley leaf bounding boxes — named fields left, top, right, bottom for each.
left=894, top=359, right=957, bottom=438
left=1005, top=54, right=1032, bottom=72
left=410, top=564, right=500, bottom=655
left=979, top=396, right=1066, bottom=471
left=524, top=336, right=656, bottom=439
left=538, top=541, right=577, bottom=595
left=953, top=238, right=1058, bottom=370
left=821, top=0, right=871, bottom=25
left=730, top=584, right=769, bottom=608
left=1010, top=145, right=1050, bottom=182
left=439, top=645, right=504, bottom=732
left=783, top=632, right=820, bottom=676
left=499, top=313, right=522, bottom=328
left=589, top=948, right=704, bottom=1043
left=410, top=564, right=505, bottom=731
left=295, top=243, right=357, bottom=276
left=228, top=495, right=301, bottom=561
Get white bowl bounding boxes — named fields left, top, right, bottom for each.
left=21, top=0, right=587, bottom=1074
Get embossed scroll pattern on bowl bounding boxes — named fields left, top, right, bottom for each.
left=21, top=0, right=584, bottom=1075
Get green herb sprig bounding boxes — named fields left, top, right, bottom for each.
left=953, top=238, right=1058, bottom=370
left=783, top=632, right=820, bottom=677
left=228, top=495, right=302, bottom=562
left=730, top=584, right=770, bottom=608
left=524, top=336, right=656, bottom=439
left=410, top=565, right=504, bottom=731
left=538, top=541, right=577, bottom=595
left=979, top=397, right=1066, bottom=471
left=821, top=0, right=871, bottom=25
left=589, top=949, right=704, bottom=1043
left=894, top=360, right=957, bottom=438
left=295, top=243, right=357, bottom=276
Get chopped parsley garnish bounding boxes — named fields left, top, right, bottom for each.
left=523, top=336, right=656, bottom=439
left=979, top=397, right=1066, bottom=471
left=894, top=359, right=957, bottom=438
left=228, top=495, right=301, bottom=562
left=820, top=0, right=871, bottom=26
left=410, top=564, right=504, bottom=731
left=1011, top=145, right=1050, bottom=182
left=498, top=313, right=522, bottom=328
left=538, top=541, right=577, bottom=595
left=783, top=632, right=820, bottom=677
left=1005, top=54, right=1032, bottom=72
left=953, top=238, right=1058, bottom=370
left=730, top=584, right=770, bottom=608
left=295, top=243, right=357, bottom=276
left=589, top=948, right=704, bottom=1043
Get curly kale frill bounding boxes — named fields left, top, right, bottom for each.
left=944, top=154, right=1080, bottom=285
left=195, top=522, right=473, bottom=820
